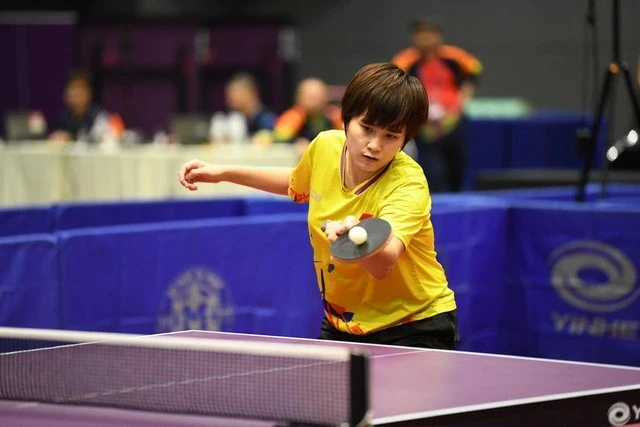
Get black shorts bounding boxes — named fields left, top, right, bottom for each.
left=318, top=310, right=460, bottom=350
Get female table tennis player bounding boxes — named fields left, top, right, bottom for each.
left=177, top=62, right=458, bottom=350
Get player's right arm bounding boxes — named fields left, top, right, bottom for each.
left=177, top=160, right=292, bottom=196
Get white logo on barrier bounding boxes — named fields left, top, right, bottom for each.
left=608, top=402, right=640, bottom=426
left=550, top=241, right=639, bottom=313
left=157, top=267, right=234, bottom=332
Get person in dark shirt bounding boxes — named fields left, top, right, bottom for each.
left=222, top=73, right=277, bottom=144
left=50, top=70, right=106, bottom=144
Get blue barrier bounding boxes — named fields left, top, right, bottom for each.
left=465, top=114, right=606, bottom=190
left=0, top=206, right=52, bottom=237
left=2, top=196, right=307, bottom=238
left=243, top=196, right=308, bottom=216
left=52, top=201, right=510, bottom=354
left=431, top=203, right=509, bottom=353
left=57, top=213, right=323, bottom=337
left=503, top=202, right=640, bottom=366
left=507, top=115, right=590, bottom=170
left=53, top=197, right=246, bottom=230
left=0, top=234, right=61, bottom=328
left=465, top=119, right=511, bottom=189
left=477, top=183, right=640, bottom=203
left=8, top=182, right=634, bottom=236
left=2, top=189, right=639, bottom=366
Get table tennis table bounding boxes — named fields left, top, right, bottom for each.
left=2, top=329, right=640, bottom=427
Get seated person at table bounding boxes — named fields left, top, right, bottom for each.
left=49, top=70, right=116, bottom=144
left=216, top=72, right=277, bottom=144
left=272, top=77, right=342, bottom=155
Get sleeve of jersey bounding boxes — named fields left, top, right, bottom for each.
left=377, top=179, right=431, bottom=249
left=391, top=48, right=421, bottom=71
left=287, top=136, right=317, bottom=203
left=273, top=107, right=306, bottom=143
left=440, top=45, right=483, bottom=80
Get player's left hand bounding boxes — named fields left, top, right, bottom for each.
left=322, top=216, right=360, bottom=243
left=322, top=220, right=350, bottom=243
left=324, top=221, right=349, bottom=243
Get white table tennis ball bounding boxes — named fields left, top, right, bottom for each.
left=348, top=226, right=368, bottom=245
left=343, top=215, right=358, bottom=228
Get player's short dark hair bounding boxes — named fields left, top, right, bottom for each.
left=340, top=62, right=429, bottom=144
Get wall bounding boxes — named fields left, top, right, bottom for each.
left=2, top=0, right=639, bottom=137
left=131, top=0, right=640, bottom=118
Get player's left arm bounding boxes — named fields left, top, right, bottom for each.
left=358, top=236, right=406, bottom=280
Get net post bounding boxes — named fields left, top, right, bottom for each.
left=349, top=351, right=370, bottom=427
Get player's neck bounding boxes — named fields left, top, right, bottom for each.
left=343, top=154, right=377, bottom=191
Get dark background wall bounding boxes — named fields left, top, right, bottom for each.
left=111, top=0, right=640, bottom=119
left=2, top=0, right=640, bottom=134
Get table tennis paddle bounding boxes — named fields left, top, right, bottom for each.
left=329, top=217, right=392, bottom=263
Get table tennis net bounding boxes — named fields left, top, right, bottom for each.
left=0, top=328, right=369, bottom=426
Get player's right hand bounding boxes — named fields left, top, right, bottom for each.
left=177, top=159, right=225, bottom=191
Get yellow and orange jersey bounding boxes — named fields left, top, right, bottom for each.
left=288, top=130, right=456, bottom=334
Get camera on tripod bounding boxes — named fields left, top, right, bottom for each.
left=575, top=0, right=640, bottom=200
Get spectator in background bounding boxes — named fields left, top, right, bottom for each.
left=216, top=72, right=277, bottom=144
left=273, top=77, right=342, bottom=155
left=393, top=17, right=482, bottom=193
left=49, top=70, right=120, bottom=144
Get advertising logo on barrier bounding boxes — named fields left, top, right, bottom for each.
left=157, top=267, right=234, bottom=333
left=548, top=240, right=640, bottom=341
left=550, top=241, right=639, bottom=313
left=608, top=402, right=640, bottom=426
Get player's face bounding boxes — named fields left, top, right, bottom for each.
left=345, top=116, right=406, bottom=174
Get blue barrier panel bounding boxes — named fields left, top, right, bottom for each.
left=504, top=202, right=640, bottom=366
left=431, top=202, right=508, bottom=353
left=466, top=119, right=511, bottom=190
left=507, top=113, right=606, bottom=170
left=243, top=196, right=308, bottom=216
left=465, top=114, right=606, bottom=190
left=597, top=197, right=640, bottom=208
left=57, top=214, right=323, bottom=337
left=53, top=197, right=245, bottom=231
left=508, top=117, right=578, bottom=169
left=0, top=234, right=60, bottom=328
left=477, top=183, right=640, bottom=203
left=0, top=206, right=52, bottom=237
left=432, top=193, right=502, bottom=206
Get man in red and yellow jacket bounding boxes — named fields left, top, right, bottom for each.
left=393, top=17, right=482, bottom=192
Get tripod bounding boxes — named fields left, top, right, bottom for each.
left=576, top=0, right=640, bottom=202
